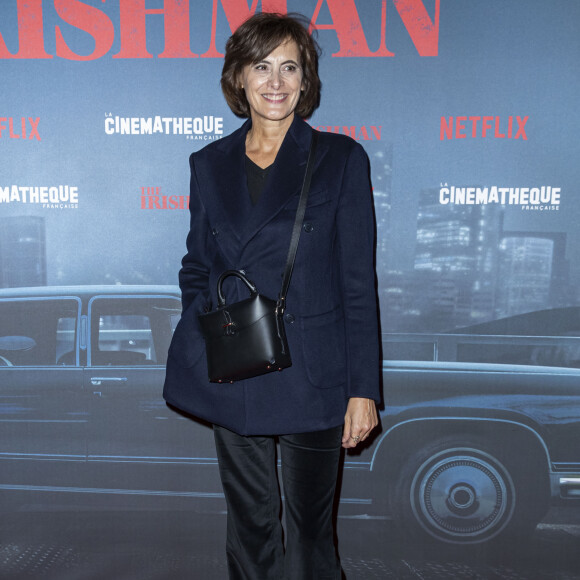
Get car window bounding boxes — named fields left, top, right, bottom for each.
left=0, top=299, right=79, bottom=366
left=89, top=296, right=180, bottom=366
left=451, top=311, right=580, bottom=368
left=384, top=307, right=580, bottom=368
left=57, top=317, right=76, bottom=364
left=383, top=341, right=435, bottom=362
left=383, top=331, right=580, bottom=369
left=456, top=335, right=580, bottom=369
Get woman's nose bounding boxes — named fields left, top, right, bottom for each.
left=268, top=70, right=282, bottom=88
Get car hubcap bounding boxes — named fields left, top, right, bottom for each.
left=411, top=450, right=515, bottom=543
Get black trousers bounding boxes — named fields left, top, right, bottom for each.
left=213, top=424, right=344, bottom=580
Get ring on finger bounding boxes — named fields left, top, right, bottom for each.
left=351, top=435, right=360, bottom=443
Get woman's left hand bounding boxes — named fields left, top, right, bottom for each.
left=342, top=397, right=379, bottom=448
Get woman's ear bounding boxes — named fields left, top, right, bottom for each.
left=235, top=71, right=243, bottom=90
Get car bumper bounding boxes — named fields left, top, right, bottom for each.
left=552, top=473, right=580, bottom=500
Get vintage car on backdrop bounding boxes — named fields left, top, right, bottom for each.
left=1, top=285, right=579, bottom=547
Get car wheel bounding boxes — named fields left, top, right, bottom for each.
left=392, top=435, right=541, bottom=546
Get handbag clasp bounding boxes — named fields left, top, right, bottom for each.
left=222, top=311, right=236, bottom=335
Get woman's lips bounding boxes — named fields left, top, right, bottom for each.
left=261, top=93, right=288, bottom=103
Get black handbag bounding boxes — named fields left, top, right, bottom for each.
left=198, top=132, right=318, bottom=383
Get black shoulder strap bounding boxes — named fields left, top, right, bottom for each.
left=277, top=130, right=319, bottom=313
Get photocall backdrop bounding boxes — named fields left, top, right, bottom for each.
left=1, top=0, right=579, bottom=572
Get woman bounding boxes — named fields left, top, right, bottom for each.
left=164, top=12, right=381, bottom=579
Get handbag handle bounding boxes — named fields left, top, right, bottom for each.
left=216, top=270, right=258, bottom=307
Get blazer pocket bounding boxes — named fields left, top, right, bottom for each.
left=284, top=188, right=329, bottom=211
left=168, top=307, right=205, bottom=369
left=301, top=306, right=346, bottom=388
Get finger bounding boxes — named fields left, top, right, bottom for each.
left=342, top=416, right=352, bottom=445
left=360, top=416, right=378, bottom=441
left=343, top=429, right=361, bottom=448
left=350, top=433, right=362, bottom=446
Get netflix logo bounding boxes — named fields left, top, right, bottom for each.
left=140, top=186, right=189, bottom=210
left=440, top=116, right=529, bottom=141
left=0, top=117, right=41, bottom=140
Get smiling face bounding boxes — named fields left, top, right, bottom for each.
left=239, top=39, right=304, bottom=127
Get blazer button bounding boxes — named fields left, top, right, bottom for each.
left=303, top=222, right=314, bottom=233
left=284, top=313, right=295, bottom=324
left=211, top=228, right=219, bottom=236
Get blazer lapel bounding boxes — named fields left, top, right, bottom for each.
left=208, top=119, right=253, bottom=244
left=241, top=116, right=313, bottom=247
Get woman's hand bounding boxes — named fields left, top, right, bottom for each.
left=342, top=397, right=378, bottom=448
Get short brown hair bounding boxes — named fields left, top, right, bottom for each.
left=221, top=13, right=321, bottom=119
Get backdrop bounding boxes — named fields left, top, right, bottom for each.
left=1, top=0, right=579, bottom=577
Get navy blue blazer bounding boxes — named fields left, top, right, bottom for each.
left=163, top=115, right=380, bottom=436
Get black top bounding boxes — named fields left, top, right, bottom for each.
left=245, top=155, right=272, bottom=206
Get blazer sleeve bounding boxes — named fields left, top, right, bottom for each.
left=178, top=153, right=212, bottom=314
left=336, top=142, right=381, bottom=403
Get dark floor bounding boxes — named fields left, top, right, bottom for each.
left=0, top=508, right=579, bottom=579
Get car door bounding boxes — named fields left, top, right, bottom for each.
left=0, top=296, right=86, bottom=490
left=84, top=293, right=221, bottom=503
